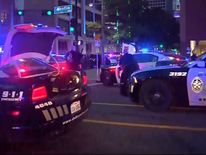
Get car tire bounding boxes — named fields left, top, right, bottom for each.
left=139, top=79, right=173, bottom=112
left=103, top=71, right=114, bottom=86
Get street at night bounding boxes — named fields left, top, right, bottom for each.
left=2, top=70, right=206, bottom=154
left=1, top=0, right=206, bottom=154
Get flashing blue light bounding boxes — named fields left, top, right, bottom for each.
left=37, top=23, right=43, bottom=28
left=51, top=54, right=65, bottom=57
left=56, top=26, right=61, bottom=29
left=140, top=48, right=149, bottom=53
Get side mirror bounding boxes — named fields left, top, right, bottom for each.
left=196, top=60, right=205, bottom=68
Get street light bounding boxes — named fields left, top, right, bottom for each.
left=88, top=3, right=94, bottom=7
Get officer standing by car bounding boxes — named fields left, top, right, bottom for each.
left=65, top=42, right=83, bottom=70
left=119, top=50, right=139, bottom=95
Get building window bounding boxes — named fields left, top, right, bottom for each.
left=95, top=14, right=101, bottom=23
left=86, top=10, right=93, bottom=21
left=58, top=0, right=69, bottom=6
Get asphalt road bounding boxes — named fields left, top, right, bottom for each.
left=2, top=69, right=206, bottom=154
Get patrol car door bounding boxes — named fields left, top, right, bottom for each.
left=187, top=61, right=206, bottom=106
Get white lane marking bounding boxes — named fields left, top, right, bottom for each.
left=92, top=102, right=206, bottom=111
left=92, top=102, right=143, bottom=108
left=83, top=119, right=206, bottom=132
left=88, top=83, right=103, bottom=87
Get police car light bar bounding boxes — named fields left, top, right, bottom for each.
left=14, top=24, right=35, bottom=30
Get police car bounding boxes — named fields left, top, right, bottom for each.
left=100, top=52, right=170, bottom=86
left=0, top=24, right=91, bottom=142
left=129, top=59, right=206, bottom=112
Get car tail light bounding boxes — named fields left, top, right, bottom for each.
left=18, top=66, right=29, bottom=77
left=109, top=67, right=116, bottom=73
left=176, top=58, right=181, bottom=61
left=32, top=86, right=48, bottom=102
left=83, top=75, right=88, bottom=85
left=15, top=24, right=34, bottom=30
left=10, top=111, right=21, bottom=117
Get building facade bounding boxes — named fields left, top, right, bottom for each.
left=147, top=0, right=180, bottom=18
left=180, top=0, right=206, bottom=56
left=0, top=0, right=103, bottom=54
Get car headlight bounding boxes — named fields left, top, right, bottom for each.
left=133, top=77, right=138, bottom=84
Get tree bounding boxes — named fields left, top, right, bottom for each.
left=104, top=0, right=148, bottom=43
left=104, top=0, right=179, bottom=49
left=141, top=8, right=179, bottom=49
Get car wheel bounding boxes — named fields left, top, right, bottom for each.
left=139, top=79, right=173, bottom=112
left=103, top=71, right=114, bottom=86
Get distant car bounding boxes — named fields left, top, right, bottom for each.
left=87, top=54, right=101, bottom=69
left=129, top=60, right=206, bottom=112
left=100, top=52, right=170, bottom=88
left=99, top=55, right=119, bottom=86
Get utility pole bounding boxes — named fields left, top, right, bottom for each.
left=75, top=0, right=79, bottom=52
left=101, top=0, right=105, bottom=65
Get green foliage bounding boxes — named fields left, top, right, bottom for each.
left=104, top=0, right=179, bottom=48
left=87, top=22, right=101, bottom=30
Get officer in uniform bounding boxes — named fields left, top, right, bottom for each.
left=65, top=42, right=83, bottom=70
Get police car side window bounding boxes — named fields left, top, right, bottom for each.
left=134, top=54, right=158, bottom=63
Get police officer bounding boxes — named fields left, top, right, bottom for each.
left=65, top=43, right=83, bottom=70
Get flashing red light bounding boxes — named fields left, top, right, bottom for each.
left=176, top=58, right=181, bottom=61
left=109, top=67, right=116, bottom=73
left=15, top=24, right=34, bottom=30
left=19, top=68, right=26, bottom=73
left=83, top=75, right=88, bottom=85
left=79, top=64, right=82, bottom=70
left=10, top=111, right=20, bottom=117
left=32, top=86, right=48, bottom=102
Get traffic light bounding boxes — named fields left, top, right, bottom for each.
left=70, top=27, right=75, bottom=33
left=160, top=44, right=164, bottom=48
left=16, top=10, right=24, bottom=16
left=42, top=10, right=53, bottom=16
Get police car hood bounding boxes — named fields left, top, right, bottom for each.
left=1, top=27, right=66, bottom=65
left=132, top=65, right=180, bottom=76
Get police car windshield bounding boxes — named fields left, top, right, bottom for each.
left=11, top=32, right=62, bottom=57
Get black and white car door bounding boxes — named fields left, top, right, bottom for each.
left=187, top=66, right=206, bottom=106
